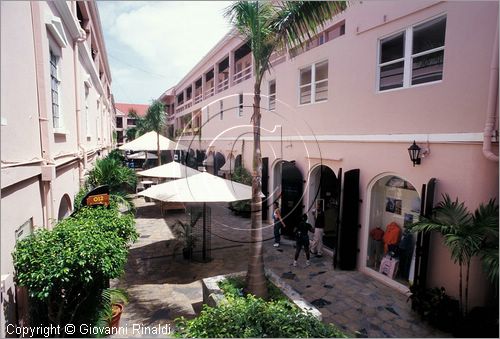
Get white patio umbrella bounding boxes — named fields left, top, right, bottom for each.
left=139, top=171, right=258, bottom=203
left=138, top=170, right=260, bottom=260
left=136, top=161, right=200, bottom=179
left=127, top=151, right=158, bottom=160
left=119, top=131, right=187, bottom=151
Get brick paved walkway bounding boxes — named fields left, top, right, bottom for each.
left=112, top=197, right=446, bottom=338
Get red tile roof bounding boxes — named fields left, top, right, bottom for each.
left=115, top=103, right=149, bottom=117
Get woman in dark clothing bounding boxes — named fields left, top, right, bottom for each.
left=293, top=214, right=314, bottom=267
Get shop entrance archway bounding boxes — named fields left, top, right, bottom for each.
left=308, top=165, right=340, bottom=250
left=366, top=175, right=420, bottom=286
left=280, top=161, right=303, bottom=237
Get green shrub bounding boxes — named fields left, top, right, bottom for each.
left=219, top=277, right=285, bottom=302
left=12, top=205, right=137, bottom=332
left=175, top=279, right=346, bottom=338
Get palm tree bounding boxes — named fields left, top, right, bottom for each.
left=407, top=194, right=498, bottom=316
left=225, top=1, right=346, bottom=298
left=144, top=100, right=166, bottom=166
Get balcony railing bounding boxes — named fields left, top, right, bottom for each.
left=194, top=92, right=203, bottom=104
left=217, top=78, right=229, bottom=93
left=233, top=64, right=252, bottom=85
left=204, top=87, right=215, bottom=99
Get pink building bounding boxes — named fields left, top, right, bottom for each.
left=1, top=1, right=114, bottom=333
left=160, top=1, right=498, bottom=309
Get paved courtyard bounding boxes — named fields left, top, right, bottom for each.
left=112, top=197, right=446, bottom=338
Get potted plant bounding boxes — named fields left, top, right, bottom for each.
left=101, top=288, right=129, bottom=330
left=172, top=214, right=201, bottom=260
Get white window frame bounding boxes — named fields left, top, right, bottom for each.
left=298, top=60, right=328, bottom=105
left=49, top=48, right=63, bottom=131
left=377, top=14, right=446, bottom=92
left=268, top=80, right=276, bottom=111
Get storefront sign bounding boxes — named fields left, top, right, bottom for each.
left=86, top=193, right=109, bottom=207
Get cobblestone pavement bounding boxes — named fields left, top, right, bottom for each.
left=112, top=197, right=446, bottom=338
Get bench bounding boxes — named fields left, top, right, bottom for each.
left=159, top=201, right=186, bottom=216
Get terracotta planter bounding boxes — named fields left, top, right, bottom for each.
left=109, top=303, right=123, bottom=329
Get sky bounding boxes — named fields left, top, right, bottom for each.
left=97, top=1, right=233, bottom=105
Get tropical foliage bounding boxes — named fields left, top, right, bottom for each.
left=85, top=157, right=137, bottom=195
left=175, top=278, right=346, bottom=338
left=407, top=194, right=499, bottom=316
left=225, top=0, right=347, bottom=298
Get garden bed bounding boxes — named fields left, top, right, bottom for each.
left=202, top=269, right=322, bottom=320
left=175, top=269, right=345, bottom=337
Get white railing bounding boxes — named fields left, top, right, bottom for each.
left=204, top=87, right=215, bottom=99
left=217, top=78, right=229, bottom=93
left=194, top=93, right=203, bottom=104
left=233, top=64, right=252, bottom=84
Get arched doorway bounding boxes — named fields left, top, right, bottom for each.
left=214, top=152, right=226, bottom=176
left=280, top=161, right=303, bottom=237
left=308, top=165, right=340, bottom=250
left=58, top=194, right=72, bottom=220
left=366, top=175, right=420, bottom=286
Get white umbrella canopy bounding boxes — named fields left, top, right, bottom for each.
left=127, top=151, right=158, bottom=160
left=136, top=161, right=200, bottom=179
left=139, top=171, right=261, bottom=203
left=119, top=131, right=188, bottom=151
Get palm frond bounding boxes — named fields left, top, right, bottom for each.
left=270, top=1, right=347, bottom=50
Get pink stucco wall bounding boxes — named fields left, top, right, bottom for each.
left=169, top=1, right=499, bottom=308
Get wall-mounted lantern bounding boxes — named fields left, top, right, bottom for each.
left=408, top=141, right=421, bottom=167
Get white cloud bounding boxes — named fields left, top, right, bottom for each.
left=98, top=1, right=232, bottom=103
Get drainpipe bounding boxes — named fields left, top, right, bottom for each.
left=31, top=2, right=54, bottom=228
left=74, top=34, right=87, bottom=186
left=483, top=22, right=499, bottom=162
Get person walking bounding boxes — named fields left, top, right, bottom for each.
left=310, top=205, right=325, bottom=257
left=272, top=201, right=286, bottom=247
left=293, top=214, right=314, bottom=267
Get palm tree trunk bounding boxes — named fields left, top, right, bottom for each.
left=465, top=259, right=471, bottom=317
left=459, top=263, right=464, bottom=317
left=246, top=81, right=267, bottom=299
left=157, top=132, right=161, bottom=166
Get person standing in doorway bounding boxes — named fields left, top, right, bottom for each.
left=273, top=201, right=286, bottom=247
left=293, top=214, right=314, bottom=267
left=311, top=202, right=325, bottom=257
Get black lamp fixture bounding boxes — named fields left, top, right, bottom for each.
left=408, top=141, right=421, bottom=166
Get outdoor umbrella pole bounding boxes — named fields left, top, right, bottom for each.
left=202, top=202, right=207, bottom=261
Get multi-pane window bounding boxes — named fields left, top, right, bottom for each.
left=299, top=61, right=328, bottom=104
left=378, top=15, right=446, bottom=91
left=50, top=50, right=61, bottom=128
left=238, top=93, right=243, bottom=116
left=268, top=80, right=276, bottom=111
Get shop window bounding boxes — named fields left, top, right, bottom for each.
left=378, top=15, right=446, bottom=91
left=367, top=175, right=421, bottom=286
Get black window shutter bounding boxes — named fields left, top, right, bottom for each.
left=414, top=178, right=436, bottom=289
left=338, top=169, right=360, bottom=270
